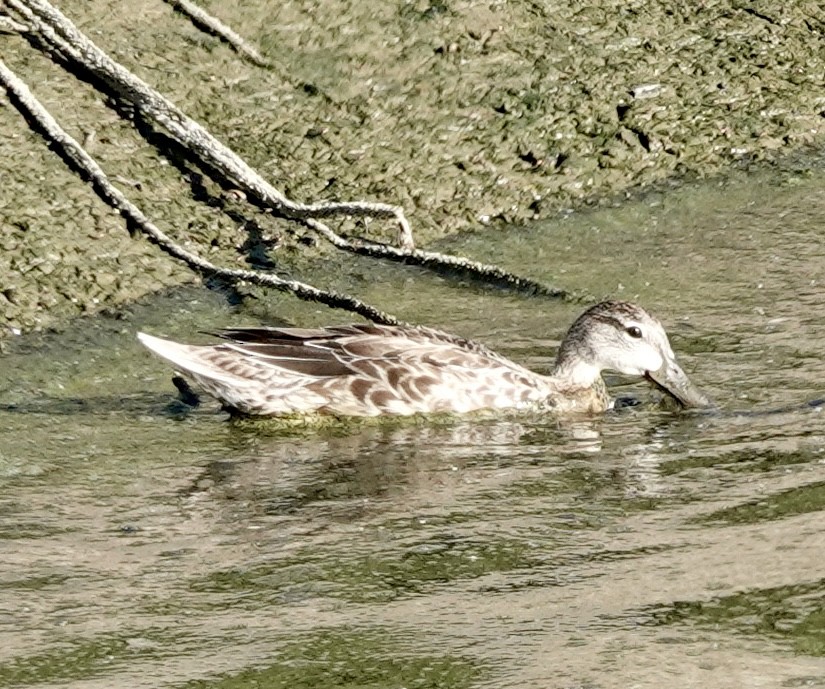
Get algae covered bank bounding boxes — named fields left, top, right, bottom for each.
left=1, top=0, right=824, bottom=334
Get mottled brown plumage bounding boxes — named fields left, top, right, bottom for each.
left=138, top=301, right=712, bottom=417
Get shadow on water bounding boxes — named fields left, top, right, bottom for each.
left=2, top=165, right=825, bottom=687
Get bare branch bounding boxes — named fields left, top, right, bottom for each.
left=162, top=0, right=269, bottom=67
left=0, top=14, right=28, bottom=32
left=7, top=0, right=579, bottom=301
left=7, top=0, right=414, bottom=249
left=0, top=57, right=401, bottom=326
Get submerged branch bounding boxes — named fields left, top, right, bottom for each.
left=0, top=58, right=401, bottom=326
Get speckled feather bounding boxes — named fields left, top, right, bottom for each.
left=137, top=301, right=709, bottom=417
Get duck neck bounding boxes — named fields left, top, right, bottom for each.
left=551, top=358, right=603, bottom=390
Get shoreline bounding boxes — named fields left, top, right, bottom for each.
left=1, top=0, right=823, bottom=336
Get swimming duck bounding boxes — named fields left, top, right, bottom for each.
left=138, top=301, right=712, bottom=417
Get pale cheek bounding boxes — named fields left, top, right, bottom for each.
left=610, top=346, right=663, bottom=376
left=640, top=348, right=664, bottom=372
left=622, top=346, right=663, bottom=374
left=614, top=348, right=661, bottom=376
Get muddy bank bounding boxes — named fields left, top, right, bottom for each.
left=1, top=0, right=824, bottom=335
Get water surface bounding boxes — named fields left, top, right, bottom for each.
left=2, top=166, right=825, bottom=688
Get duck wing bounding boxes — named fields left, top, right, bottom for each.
left=208, top=323, right=525, bottom=380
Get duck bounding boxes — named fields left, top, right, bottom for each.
left=137, top=300, right=712, bottom=417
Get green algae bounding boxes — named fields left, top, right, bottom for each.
left=181, top=628, right=486, bottom=689
left=3, top=0, right=825, bottom=335
left=0, top=629, right=186, bottom=686
left=190, top=536, right=540, bottom=605
left=646, top=579, right=825, bottom=657
left=697, top=481, right=825, bottom=526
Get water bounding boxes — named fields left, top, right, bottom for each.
left=2, top=166, right=825, bottom=688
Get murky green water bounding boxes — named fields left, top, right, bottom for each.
left=2, top=166, right=825, bottom=688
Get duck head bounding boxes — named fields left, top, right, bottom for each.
left=554, top=301, right=713, bottom=409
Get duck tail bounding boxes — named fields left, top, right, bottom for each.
left=137, top=332, right=240, bottom=386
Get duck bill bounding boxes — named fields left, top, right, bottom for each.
left=645, top=361, right=714, bottom=410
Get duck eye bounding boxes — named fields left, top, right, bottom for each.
left=626, top=326, right=643, bottom=339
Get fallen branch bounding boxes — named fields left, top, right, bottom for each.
left=0, top=58, right=401, bottom=326
left=7, top=0, right=415, bottom=249
left=162, top=0, right=269, bottom=67
left=6, top=0, right=579, bottom=301
left=0, top=13, right=26, bottom=31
